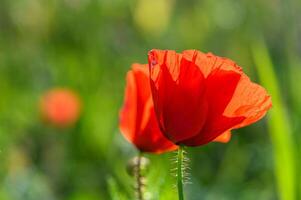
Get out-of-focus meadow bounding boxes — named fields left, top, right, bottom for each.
left=0, top=0, right=301, bottom=199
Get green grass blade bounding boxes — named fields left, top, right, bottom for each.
left=251, top=38, right=296, bottom=200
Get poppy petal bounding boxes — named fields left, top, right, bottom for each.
left=149, top=50, right=208, bottom=143
left=138, top=97, right=178, bottom=153
left=119, top=64, right=178, bottom=153
left=119, top=68, right=139, bottom=143
left=182, top=50, right=242, bottom=78
left=181, top=67, right=245, bottom=146
left=224, top=74, right=272, bottom=128
left=213, top=130, right=232, bottom=143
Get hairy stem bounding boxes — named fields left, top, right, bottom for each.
left=136, top=152, right=144, bottom=200
left=177, top=146, right=184, bottom=200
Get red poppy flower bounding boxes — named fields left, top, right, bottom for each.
left=119, top=64, right=178, bottom=153
left=40, top=88, right=81, bottom=127
left=148, top=49, right=272, bottom=146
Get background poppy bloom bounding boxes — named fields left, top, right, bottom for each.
left=119, top=64, right=178, bottom=153
left=148, top=49, right=272, bottom=146
left=40, top=88, right=81, bottom=127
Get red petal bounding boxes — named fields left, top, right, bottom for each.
left=119, top=67, right=139, bottom=144
left=119, top=64, right=178, bottom=153
left=224, top=74, right=272, bottom=128
left=213, top=131, right=231, bottom=143
left=149, top=50, right=208, bottom=143
left=182, top=50, right=242, bottom=78
left=180, top=60, right=245, bottom=146
left=137, top=97, right=178, bottom=153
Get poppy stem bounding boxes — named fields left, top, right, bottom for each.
left=136, top=152, right=144, bottom=200
left=177, top=145, right=185, bottom=200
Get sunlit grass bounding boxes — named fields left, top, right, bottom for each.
left=251, top=37, right=296, bottom=200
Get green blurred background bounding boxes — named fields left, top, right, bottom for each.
left=0, top=0, right=300, bottom=199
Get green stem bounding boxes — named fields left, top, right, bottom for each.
left=177, top=146, right=184, bottom=200
left=136, top=152, right=144, bottom=200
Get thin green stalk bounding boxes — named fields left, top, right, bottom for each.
left=177, top=146, right=184, bottom=200
left=136, top=152, right=144, bottom=200
left=251, top=37, right=296, bottom=200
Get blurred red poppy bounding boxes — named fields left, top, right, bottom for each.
left=148, top=49, right=272, bottom=146
left=40, top=88, right=81, bottom=127
left=119, top=64, right=178, bottom=153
